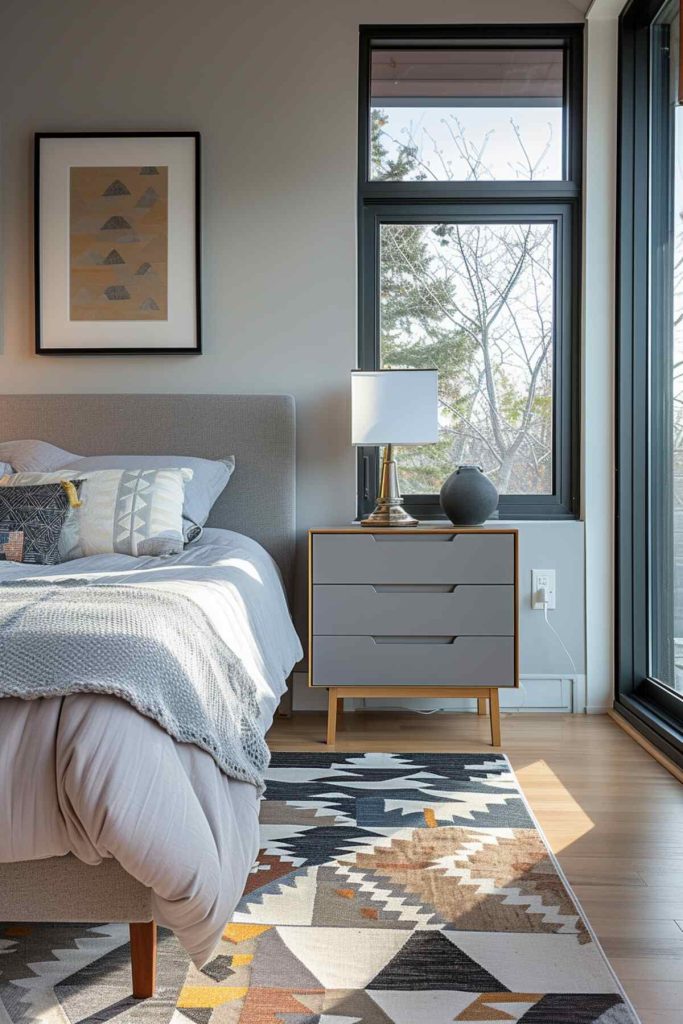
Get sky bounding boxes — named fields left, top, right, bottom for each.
left=373, top=105, right=564, bottom=181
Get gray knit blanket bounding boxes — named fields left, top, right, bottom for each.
left=0, top=579, right=269, bottom=790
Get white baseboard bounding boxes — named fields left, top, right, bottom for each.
left=292, top=672, right=586, bottom=713
left=585, top=702, right=613, bottom=715
left=293, top=676, right=328, bottom=710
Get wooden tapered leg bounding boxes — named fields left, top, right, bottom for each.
left=489, top=688, right=501, bottom=747
left=327, top=688, right=338, bottom=745
left=130, top=921, right=157, bottom=998
left=477, top=697, right=488, bottom=716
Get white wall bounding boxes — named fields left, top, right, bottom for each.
left=582, top=3, right=622, bottom=713
left=0, top=0, right=595, bottom=707
left=581, top=9, right=622, bottom=712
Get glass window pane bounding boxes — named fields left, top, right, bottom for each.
left=674, top=117, right=683, bottom=696
left=650, top=3, right=683, bottom=699
left=370, top=48, right=564, bottom=181
left=379, top=220, right=554, bottom=495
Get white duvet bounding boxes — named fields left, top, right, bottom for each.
left=0, top=529, right=302, bottom=967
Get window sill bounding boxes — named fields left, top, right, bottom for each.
left=616, top=692, right=683, bottom=769
left=353, top=517, right=583, bottom=527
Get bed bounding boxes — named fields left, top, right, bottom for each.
left=0, top=394, right=301, bottom=996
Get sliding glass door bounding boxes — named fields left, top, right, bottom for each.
left=617, top=0, right=683, bottom=764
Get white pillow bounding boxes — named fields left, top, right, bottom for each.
left=0, top=462, right=13, bottom=477
left=0, top=440, right=78, bottom=473
left=0, top=467, right=191, bottom=559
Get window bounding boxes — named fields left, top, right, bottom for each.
left=617, top=0, right=683, bottom=765
left=370, top=48, right=565, bottom=181
left=358, top=25, right=583, bottom=521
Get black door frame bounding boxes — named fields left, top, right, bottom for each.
left=616, top=0, right=683, bottom=765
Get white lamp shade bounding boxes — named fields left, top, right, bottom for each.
left=351, top=369, right=439, bottom=445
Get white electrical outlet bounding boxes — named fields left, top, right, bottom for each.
left=531, top=569, right=556, bottom=610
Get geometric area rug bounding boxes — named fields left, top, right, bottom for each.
left=0, top=753, right=640, bottom=1023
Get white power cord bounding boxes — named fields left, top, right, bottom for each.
left=538, top=586, right=579, bottom=678
left=355, top=701, right=447, bottom=715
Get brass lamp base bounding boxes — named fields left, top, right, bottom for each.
left=361, top=502, right=419, bottom=528
left=361, top=444, right=418, bottom=528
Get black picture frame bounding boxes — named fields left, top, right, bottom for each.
left=34, top=131, right=201, bottom=355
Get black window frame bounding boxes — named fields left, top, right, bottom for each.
left=357, top=24, right=583, bottom=522
left=616, top=0, right=683, bottom=766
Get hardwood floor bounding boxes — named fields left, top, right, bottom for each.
left=268, top=710, right=683, bottom=1024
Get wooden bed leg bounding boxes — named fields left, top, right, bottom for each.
left=327, top=687, right=338, bottom=745
left=130, top=921, right=157, bottom=998
left=477, top=696, right=488, bottom=716
left=489, top=688, right=501, bottom=747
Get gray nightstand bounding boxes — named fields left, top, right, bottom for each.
left=308, top=526, right=519, bottom=746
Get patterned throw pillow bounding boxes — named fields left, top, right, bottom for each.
left=58, top=454, right=235, bottom=544
left=0, top=467, right=190, bottom=559
left=0, top=482, right=82, bottom=565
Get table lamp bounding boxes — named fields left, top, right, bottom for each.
left=352, top=368, right=439, bottom=527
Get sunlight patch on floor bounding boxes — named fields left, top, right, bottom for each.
left=515, top=759, right=595, bottom=853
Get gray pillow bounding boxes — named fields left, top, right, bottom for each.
left=0, top=439, right=78, bottom=473
left=60, top=454, right=235, bottom=543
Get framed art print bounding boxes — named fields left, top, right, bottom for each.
left=35, top=132, right=200, bottom=354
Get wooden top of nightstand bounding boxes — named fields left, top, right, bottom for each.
left=309, top=525, right=518, bottom=535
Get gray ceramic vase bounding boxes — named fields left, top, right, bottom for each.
left=440, top=465, right=499, bottom=526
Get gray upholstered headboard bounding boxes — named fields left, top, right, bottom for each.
left=0, top=394, right=296, bottom=590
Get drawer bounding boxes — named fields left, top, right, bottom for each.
left=312, top=635, right=515, bottom=688
left=313, top=584, right=514, bottom=636
left=312, top=532, right=513, bottom=585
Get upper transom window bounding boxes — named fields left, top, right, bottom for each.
left=369, top=47, right=566, bottom=182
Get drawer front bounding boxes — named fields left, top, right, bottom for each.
left=312, top=635, right=515, bottom=687
left=312, top=532, right=514, bottom=585
left=313, top=584, right=514, bottom=636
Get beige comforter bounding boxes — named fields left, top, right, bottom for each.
left=0, top=694, right=259, bottom=967
left=0, top=529, right=303, bottom=967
